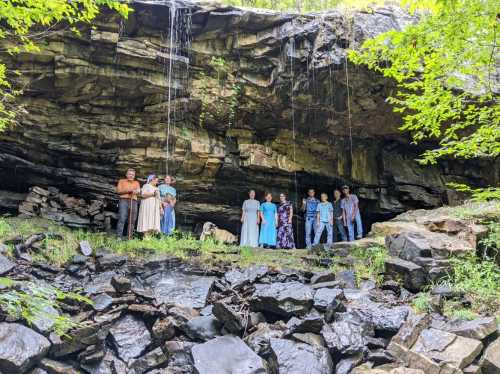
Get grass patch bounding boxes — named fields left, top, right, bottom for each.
left=412, top=292, right=432, bottom=314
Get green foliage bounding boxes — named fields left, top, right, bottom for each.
left=0, top=0, right=130, bottom=132
left=480, top=222, right=500, bottom=256
left=221, top=0, right=392, bottom=12
left=412, top=291, right=432, bottom=313
left=447, top=183, right=500, bottom=202
left=350, top=0, right=499, bottom=168
left=440, top=255, right=500, bottom=316
left=0, top=277, right=91, bottom=336
left=351, top=246, right=388, bottom=285
left=198, top=57, right=241, bottom=127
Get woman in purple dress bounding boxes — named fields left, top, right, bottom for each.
left=277, top=193, right=295, bottom=249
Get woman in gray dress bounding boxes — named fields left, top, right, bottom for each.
left=240, top=190, right=260, bottom=247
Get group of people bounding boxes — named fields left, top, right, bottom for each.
left=115, top=169, right=363, bottom=249
left=116, top=169, right=177, bottom=239
left=240, top=186, right=363, bottom=249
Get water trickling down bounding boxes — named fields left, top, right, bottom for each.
left=163, top=0, right=192, bottom=175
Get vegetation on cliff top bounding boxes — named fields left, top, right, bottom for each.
left=0, top=0, right=130, bottom=131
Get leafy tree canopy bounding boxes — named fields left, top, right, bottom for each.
left=0, top=0, right=130, bottom=131
left=221, top=0, right=386, bottom=12
left=349, top=0, right=499, bottom=165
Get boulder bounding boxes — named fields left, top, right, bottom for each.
left=250, top=281, right=314, bottom=317
left=38, top=358, right=79, bottom=374
left=313, top=287, right=344, bottom=312
left=91, top=293, right=113, bottom=312
left=183, top=315, right=221, bottom=342
left=212, top=301, right=244, bottom=333
left=285, top=311, right=324, bottom=335
left=111, top=276, right=132, bottom=293
left=191, top=335, right=267, bottom=374
left=164, top=340, right=195, bottom=368
left=0, top=254, right=14, bottom=276
left=479, top=336, right=500, bottom=374
left=269, top=338, right=334, bottom=374
left=411, top=328, right=483, bottom=370
left=32, top=305, right=59, bottom=334
left=109, top=314, right=152, bottom=362
left=0, top=323, right=51, bottom=373
left=225, top=266, right=268, bottom=289
left=80, top=351, right=127, bottom=374
left=245, top=323, right=284, bottom=357
left=321, top=321, right=367, bottom=356
left=384, top=257, right=426, bottom=292
left=349, top=300, right=410, bottom=335
left=129, top=347, right=168, bottom=374
left=310, top=271, right=336, bottom=285
left=336, top=353, right=364, bottom=374
left=443, top=317, right=497, bottom=340
left=152, top=317, right=176, bottom=343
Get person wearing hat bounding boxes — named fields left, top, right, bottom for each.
left=341, top=185, right=363, bottom=241
left=137, top=174, right=162, bottom=237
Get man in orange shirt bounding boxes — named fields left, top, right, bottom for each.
left=116, top=168, right=141, bottom=239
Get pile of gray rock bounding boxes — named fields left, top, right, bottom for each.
left=372, top=208, right=489, bottom=292
left=0, top=250, right=498, bottom=374
left=18, top=186, right=115, bottom=230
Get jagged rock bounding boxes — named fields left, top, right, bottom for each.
left=269, top=338, right=334, bottom=374
left=250, top=281, right=314, bottom=317
left=285, top=311, right=324, bottom=334
left=321, top=321, right=367, bottom=356
left=385, top=257, right=426, bottom=292
left=28, top=369, right=49, bottom=374
left=96, top=254, right=127, bottom=270
left=336, top=270, right=357, bottom=288
left=0, top=323, right=51, bottom=373
left=129, top=347, right=168, bottom=374
left=480, top=336, right=500, bottom=374
left=111, top=275, right=132, bottom=293
left=84, top=271, right=117, bottom=295
left=0, top=254, right=15, bottom=276
left=442, top=317, right=497, bottom=340
left=191, top=335, right=267, bottom=374
left=152, top=317, right=176, bottom=343
left=313, top=287, right=344, bottom=312
left=212, top=301, right=244, bottom=333
left=109, top=314, right=152, bottom=362
left=291, top=332, right=325, bottom=347
left=80, top=350, right=127, bottom=374
left=349, top=300, right=410, bottom=335
left=245, top=323, right=284, bottom=357
left=77, top=345, right=105, bottom=365
left=224, top=266, right=268, bottom=289
left=411, top=328, right=483, bottom=370
left=91, top=293, right=113, bottom=311
left=31, top=304, right=59, bottom=334
left=310, top=271, right=336, bottom=285
left=183, top=315, right=221, bottom=341
left=311, top=280, right=345, bottom=290
left=147, top=272, right=215, bottom=309
left=389, top=313, right=430, bottom=349
left=336, top=353, right=364, bottom=374
left=164, top=340, right=195, bottom=368
left=39, top=358, right=79, bottom=374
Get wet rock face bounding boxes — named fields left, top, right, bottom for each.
left=0, top=323, right=51, bottom=373
left=0, top=0, right=496, bottom=230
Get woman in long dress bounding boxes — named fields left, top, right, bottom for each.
left=240, top=190, right=260, bottom=247
left=137, top=175, right=162, bottom=236
left=259, top=192, right=277, bottom=249
left=277, top=193, right=295, bottom=249
left=160, top=193, right=175, bottom=235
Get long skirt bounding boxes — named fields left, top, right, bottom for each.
left=277, top=222, right=295, bottom=249
left=161, top=205, right=174, bottom=235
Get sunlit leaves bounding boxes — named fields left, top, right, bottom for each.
left=349, top=0, right=499, bottom=168
left=0, top=0, right=130, bottom=132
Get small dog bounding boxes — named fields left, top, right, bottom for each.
left=200, top=222, right=238, bottom=244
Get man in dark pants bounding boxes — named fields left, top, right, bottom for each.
left=116, top=169, right=141, bottom=239
left=332, top=189, right=347, bottom=242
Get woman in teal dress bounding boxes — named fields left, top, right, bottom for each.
left=259, top=192, right=278, bottom=248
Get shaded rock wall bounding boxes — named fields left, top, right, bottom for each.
left=0, top=0, right=497, bottom=234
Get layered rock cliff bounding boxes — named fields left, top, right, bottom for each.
left=0, top=0, right=497, bottom=234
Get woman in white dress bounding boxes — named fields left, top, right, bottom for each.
left=240, top=190, right=260, bottom=247
left=137, top=174, right=162, bottom=236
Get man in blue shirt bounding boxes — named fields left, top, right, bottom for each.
left=313, top=193, right=334, bottom=247
left=341, top=185, right=363, bottom=241
left=301, top=189, right=319, bottom=249
left=158, top=175, right=177, bottom=231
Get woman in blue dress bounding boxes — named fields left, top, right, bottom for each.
left=259, top=192, right=278, bottom=249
